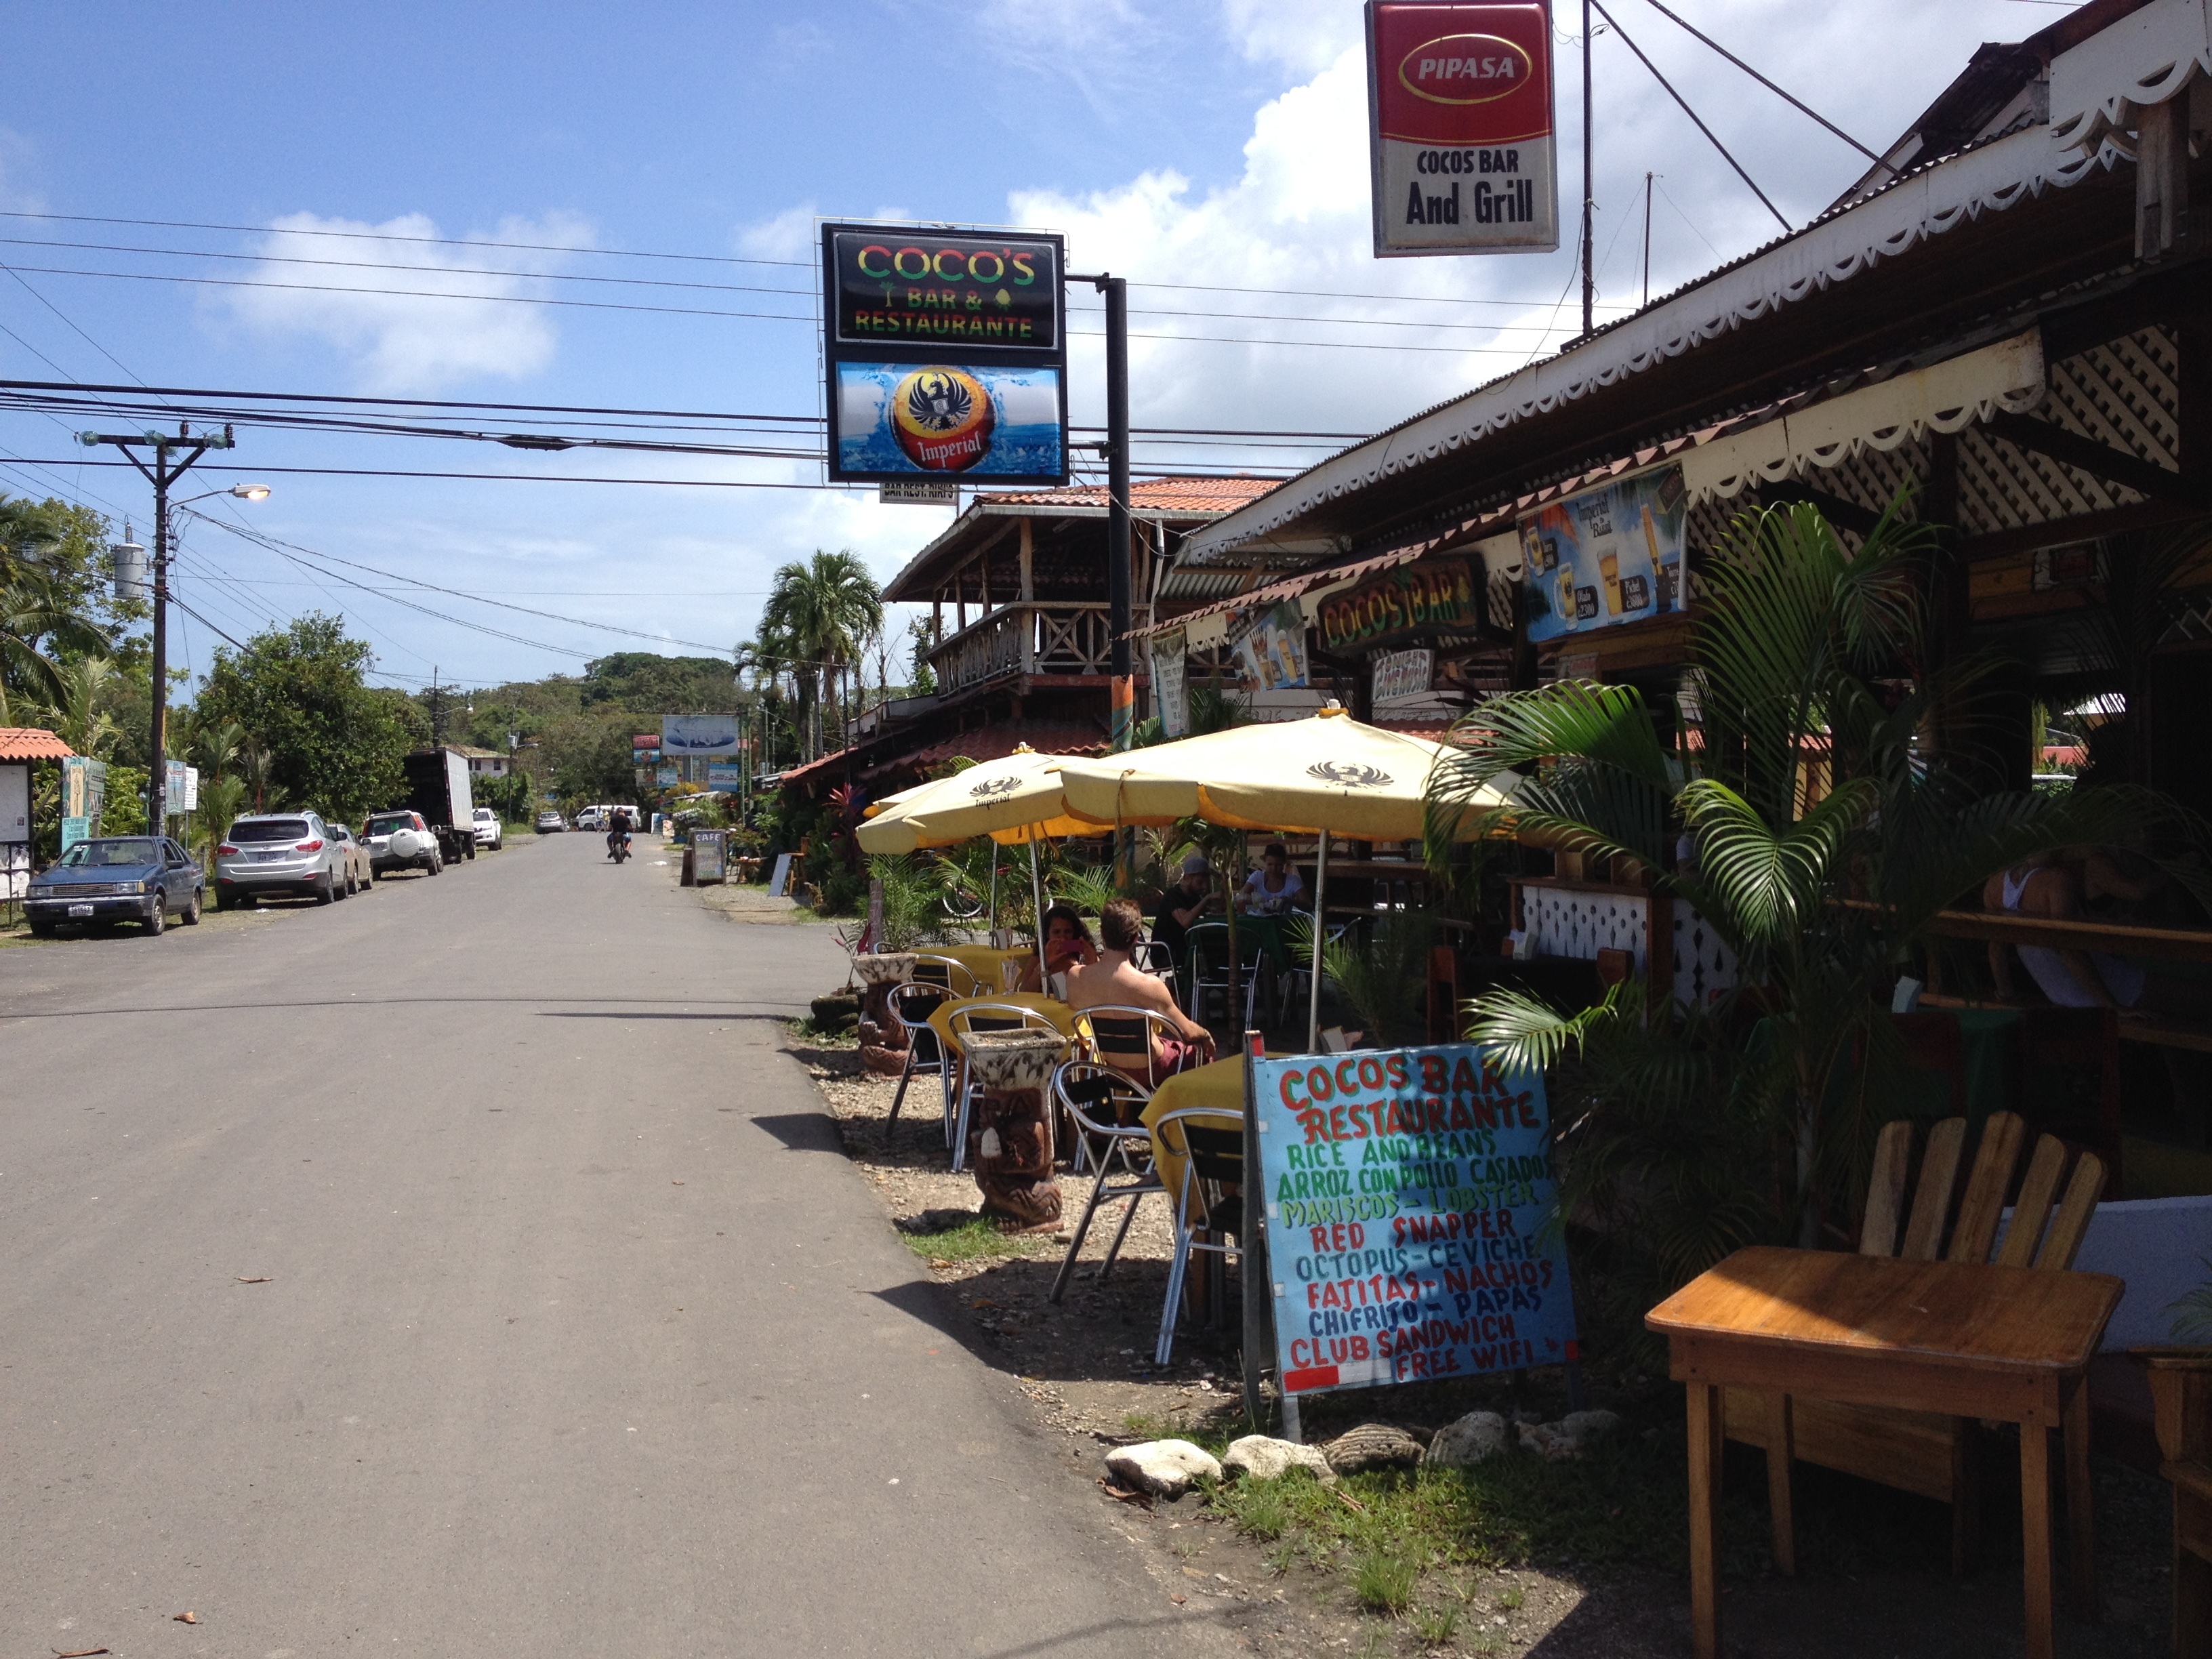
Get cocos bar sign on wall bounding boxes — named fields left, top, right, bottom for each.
left=1366, top=2, right=1557, bottom=256
left=821, top=222, right=1069, bottom=487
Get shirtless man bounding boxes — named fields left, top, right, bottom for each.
left=1067, top=897, right=1216, bottom=1071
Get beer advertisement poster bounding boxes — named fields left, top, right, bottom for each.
left=1366, top=2, right=1558, bottom=256
left=1519, top=464, right=1688, bottom=644
left=821, top=222, right=1069, bottom=485
left=1254, top=1042, right=1577, bottom=1397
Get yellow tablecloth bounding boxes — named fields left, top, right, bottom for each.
left=925, top=992, right=1078, bottom=1059
left=1142, top=1054, right=1256, bottom=1210
left=935, top=944, right=1039, bottom=995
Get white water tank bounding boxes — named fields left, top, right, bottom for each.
left=112, top=529, right=148, bottom=602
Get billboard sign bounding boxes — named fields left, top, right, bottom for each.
left=1254, top=1042, right=1577, bottom=1397
left=1519, top=464, right=1688, bottom=643
left=60, top=755, right=107, bottom=853
left=821, top=222, right=1069, bottom=486
left=1315, top=558, right=1487, bottom=655
left=1231, top=601, right=1311, bottom=692
left=661, top=714, right=742, bottom=755
left=1366, top=2, right=1558, bottom=256
left=705, top=764, right=747, bottom=792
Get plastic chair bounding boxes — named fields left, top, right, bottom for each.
left=911, top=954, right=982, bottom=997
left=1047, top=1061, right=1162, bottom=1305
left=945, top=1002, right=1066, bottom=1172
left=1151, top=1105, right=1245, bottom=1365
left=883, top=981, right=953, bottom=1146
left=1073, top=1004, right=1191, bottom=1091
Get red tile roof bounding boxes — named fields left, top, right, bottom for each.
left=898, top=723, right=1107, bottom=769
left=0, top=726, right=75, bottom=760
left=972, top=478, right=1282, bottom=514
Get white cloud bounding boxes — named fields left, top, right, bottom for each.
left=1219, top=0, right=1356, bottom=78
left=735, top=204, right=817, bottom=264
left=222, top=210, right=597, bottom=394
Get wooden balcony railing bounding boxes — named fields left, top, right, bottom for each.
left=928, top=602, right=1114, bottom=693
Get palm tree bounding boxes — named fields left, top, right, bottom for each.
left=1424, top=495, right=2207, bottom=1287
left=758, top=550, right=882, bottom=760
left=43, top=655, right=124, bottom=760
left=0, top=497, right=108, bottom=719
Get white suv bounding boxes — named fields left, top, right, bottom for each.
left=472, top=806, right=504, bottom=850
left=363, top=808, right=442, bottom=877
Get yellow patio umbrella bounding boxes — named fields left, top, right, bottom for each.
left=1057, top=708, right=1521, bottom=1048
left=855, top=744, right=1092, bottom=972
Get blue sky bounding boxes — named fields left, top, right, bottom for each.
left=0, top=0, right=2076, bottom=693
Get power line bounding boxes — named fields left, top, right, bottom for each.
left=0, top=208, right=1639, bottom=313
left=1633, top=0, right=1883, bottom=165
left=1589, top=0, right=1790, bottom=234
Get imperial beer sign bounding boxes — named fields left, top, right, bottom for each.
left=1366, top=2, right=1559, bottom=256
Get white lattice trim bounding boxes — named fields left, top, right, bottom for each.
left=2050, top=0, right=2212, bottom=156
left=1678, top=330, right=2047, bottom=503
left=1185, top=126, right=2114, bottom=563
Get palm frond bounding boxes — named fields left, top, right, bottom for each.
left=1462, top=982, right=1626, bottom=1076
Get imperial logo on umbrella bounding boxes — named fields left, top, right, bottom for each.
left=967, top=774, right=1022, bottom=798
left=1307, top=762, right=1394, bottom=788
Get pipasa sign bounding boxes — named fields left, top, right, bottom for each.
left=1254, top=1042, right=1576, bottom=1397
left=1366, top=2, right=1558, bottom=256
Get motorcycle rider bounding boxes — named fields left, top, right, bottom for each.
left=606, top=811, right=632, bottom=863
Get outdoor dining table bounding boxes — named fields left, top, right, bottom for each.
left=1139, top=1052, right=1247, bottom=1204
left=924, top=991, right=1079, bottom=1059
left=935, top=943, right=1038, bottom=995
left=1645, top=1245, right=2123, bottom=1659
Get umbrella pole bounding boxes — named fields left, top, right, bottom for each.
left=1306, top=829, right=1329, bottom=1052
left=988, top=853, right=999, bottom=943
left=1027, top=832, right=1048, bottom=981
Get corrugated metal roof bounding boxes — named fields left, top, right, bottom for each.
left=972, top=478, right=1279, bottom=513
left=0, top=726, right=75, bottom=760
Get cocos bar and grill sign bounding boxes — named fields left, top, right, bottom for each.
left=1254, top=1042, right=1576, bottom=1396
left=821, top=221, right=1069, bottom=487
left=1366, top=2, right=1558, bottom=256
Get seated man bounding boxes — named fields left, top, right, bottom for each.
left=1068, top=897, right=1216, bottom=1078
left=1017, top=903, right=1099, bottom=994
left=1152, top=851, right=1219, bottom=972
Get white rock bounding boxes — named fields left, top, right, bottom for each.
left=1559, top=1409, right=1623, bottom=1443
left=1222, top=1435, right=1334, bottom=1482
left=1106, top=1439, right=1222, bottom=1498
left=1425, top=1410, right=1510, bottom=1467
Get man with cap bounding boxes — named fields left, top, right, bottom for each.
left=1151, top=851, right=1219, bottom=977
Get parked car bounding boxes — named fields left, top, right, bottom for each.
left=328, top=823, right=374, bottom=893
left=533, top=810, right=566, bottom=834
left=472, top=805, right=504, bottom=851
left=215, top=813, right=349, bottom=909
left=363, top=808, right=442, bottom=877
left=575, top=806, right=607, bottom=831
left=24, top=835, right=204, bottom=936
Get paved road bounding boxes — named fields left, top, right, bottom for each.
left=1, top=835, right=1238, bottom=1657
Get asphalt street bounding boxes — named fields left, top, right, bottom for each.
left=1, top=834, right=1240, bottom=1657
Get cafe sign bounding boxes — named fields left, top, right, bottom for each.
left=1254, top=1041, right=1578, bottom=1396
left=821, top=221, right=1069, bottom=486
left=1314, top=558, right=1485, bottom=655
left=1366, top=2, right=1559, bottom=256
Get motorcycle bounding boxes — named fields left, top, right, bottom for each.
left=607, top=831, right=632, bottom=864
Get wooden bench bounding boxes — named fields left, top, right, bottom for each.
left=1722, top=1111, right=2105, bottom=1576
left=2132, top=1347, right=2212, bottom=1651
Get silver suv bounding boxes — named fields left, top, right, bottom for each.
left=216, top=812, right=349, bottom=909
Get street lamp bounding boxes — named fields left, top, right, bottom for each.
left=77, top=422, right=269, bottom=827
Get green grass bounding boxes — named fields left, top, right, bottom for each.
left=1353, top=1550, right=1418, bottom=1615
left=1194, top=1429, right=1696, bottom=1628
left=893, top=1213, right=1052, bottom=1263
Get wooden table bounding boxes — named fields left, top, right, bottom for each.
left=1646, top=1246, right=2123, bottom=1659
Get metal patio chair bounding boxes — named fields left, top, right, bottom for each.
left=1047, top=1061, right=1162, bottom=1304
left=1151, top=1104, right=1246, bottom=1366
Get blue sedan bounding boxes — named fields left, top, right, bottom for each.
left=25, top=836, right=205, bottom=937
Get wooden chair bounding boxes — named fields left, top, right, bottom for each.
left=2130, top=1347, right=2212, bottom=1652
left=1595, top=946, right=1634, bottom=989
left=1722, top=1111, right=2106, bottom=1578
